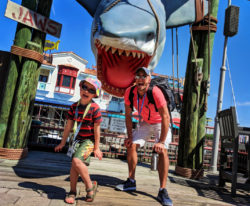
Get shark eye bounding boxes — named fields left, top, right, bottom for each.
left=146, top=32, right=155, bottom=41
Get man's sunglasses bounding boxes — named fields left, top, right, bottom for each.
left=81, top=84, right=96, bottom=94
left=135, top=75, right=147, bottom=80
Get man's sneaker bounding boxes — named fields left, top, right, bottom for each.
left=115, top=178, right=136, bottom=191
left=157, top=188, right=173, bottom=206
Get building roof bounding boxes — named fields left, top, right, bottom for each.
left=81, top=68, right=97, bottom=76
left=52, top=51, right=88, bottom=64
left=58, top=64, right=79, bottom=70
left=152, top=72, right=184, bottom=83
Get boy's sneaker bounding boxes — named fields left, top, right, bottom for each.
left=115, top=178, right=136, bottom=191
left=157, top=188, right=173, bottom=206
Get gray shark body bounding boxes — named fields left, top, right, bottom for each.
left=77, top=0, right=207, bottom=97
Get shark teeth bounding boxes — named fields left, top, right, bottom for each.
left=105, top=46, right=111, bottom=52
left=118, top=49, right=123, bottom=55
left=132, top=52, right=136, bottom=58
left=125, top=50, right=130, bottom=57
left=111, top=47, right=117, bottom=54
left=95, top=39, right=147, bottom=58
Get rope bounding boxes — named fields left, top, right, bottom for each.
left=189, top=26, right=198, bottom=68
left=171, top=29, right=175, bottom=90
left=226, top=57, right=239, bottom=123
left=0, top=147, right=28, bottom=160
left=190, top=25, right=201, bottom=112
left=175, top=165, right=204, bottom=179
left=147, top=0, right=160, bottom=59
left=192, top=16, right=218, bottom=32
left=205, top=0, right=212, bottom=112
left=11, top=45, right=44, bottom=63
left=176, top=28, right=180, bottom=94
left=175, top=165, right=192, bottom=178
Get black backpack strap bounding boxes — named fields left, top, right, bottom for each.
left=147, top=86, right=158, bottom=112
left=147, top=85, right=157, bottom=120
left=129, top=86, right=136, bottom=111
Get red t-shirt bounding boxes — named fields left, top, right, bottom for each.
left=124, top=86, right=167, bottom=124
left=67, top=101, right=102, bottom=141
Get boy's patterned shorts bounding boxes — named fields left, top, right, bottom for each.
left=73, top=139, right=94, bottom=166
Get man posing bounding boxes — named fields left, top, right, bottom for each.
left=116, top=67, right=173, bottom=206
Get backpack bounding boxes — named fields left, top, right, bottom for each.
left=129, top=77, right=182, bottom=139
left=129, top=77, right=181, bottom=114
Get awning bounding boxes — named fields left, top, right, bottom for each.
left=35, top=96, right=73, bottom=110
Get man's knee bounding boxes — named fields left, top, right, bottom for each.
left=159, top=149, right=169, bottom=158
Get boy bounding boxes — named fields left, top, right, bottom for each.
left=55, top=77, right=103, bottom=204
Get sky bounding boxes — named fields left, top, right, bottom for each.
left=0, top=0, right=249, bottom=127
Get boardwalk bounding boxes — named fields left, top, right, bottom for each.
left=0, top=150, right=249, bottom=206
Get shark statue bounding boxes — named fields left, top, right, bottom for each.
left=76, top=0, right=207, bottom=97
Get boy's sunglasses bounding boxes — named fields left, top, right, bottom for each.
left=81, top=84, right=96, bottom=94
left=135, top=75, right=147, bottom=80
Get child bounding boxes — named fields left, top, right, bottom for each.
left=55, top=77, right=103, bottom=204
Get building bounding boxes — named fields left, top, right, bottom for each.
left=34, top=52, right=113, bottom=121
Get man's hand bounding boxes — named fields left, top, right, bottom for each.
left=124, top=138, right=133, bottom=148
left=55, top=143, right=65, bottom=152
left=153, top=142, right=165, bottom=154
left=94, top=148, right=103, bottom=160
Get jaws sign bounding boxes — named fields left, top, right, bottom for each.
left=5, top=1, right=62, bottom=38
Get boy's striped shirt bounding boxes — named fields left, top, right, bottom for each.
left=67, top=100, right=102, bottom=141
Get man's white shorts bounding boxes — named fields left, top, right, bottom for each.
left=132, top=121, right=172, bottom=149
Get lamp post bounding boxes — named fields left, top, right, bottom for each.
left=210, top=0, right=239, bottom=172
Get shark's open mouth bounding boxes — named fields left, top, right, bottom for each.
left=95, top=39, right=151, bottom=97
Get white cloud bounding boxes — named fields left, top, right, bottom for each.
left=237, top=102, right=250, bottom=106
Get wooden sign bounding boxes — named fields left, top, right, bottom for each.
left=109, top=118, right=126, bottom=133
left=5, top=1, right=62, bottom=38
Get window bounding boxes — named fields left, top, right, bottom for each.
left=38, top=73, right=49, bottom=90
left=55, top=65, right=78, bottom=95
left=72, top=78, right=76, bottom=88
left=62, top=75, right=71, bottom=87
left=39, top=75, right=48, bottom=82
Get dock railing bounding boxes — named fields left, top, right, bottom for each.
left=28, top=111, right=247, bottom=169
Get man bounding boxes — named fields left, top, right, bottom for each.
left=115, top=67, right=173, bottom=206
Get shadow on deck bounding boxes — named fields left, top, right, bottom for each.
left=0, top=150, right=249, bottom=206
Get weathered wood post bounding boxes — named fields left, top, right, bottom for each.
left=0, top=51, right=11, bottom=109
left=0, top=0, right=37, bottom=148
left=196, top=0, right=219, bottom=171
left=176, top=0, right=219, bottom=178
left=4, top=0, right=53, bottom=149
left=23, top=0, right=53, bottom=147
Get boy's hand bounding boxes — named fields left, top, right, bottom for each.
left=124, top=138, right=133, bottom=148
left=94, top=148, right=103, bottom=160
left=55, top=143, right=65, bottom=152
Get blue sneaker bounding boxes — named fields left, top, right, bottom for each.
left=115, top=178, right=136, bottom=191
left=157, top=188, right=173, bottom=206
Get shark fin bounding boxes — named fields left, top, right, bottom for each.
left=76, top=0, right=101, bottom=17
left=161, top=0, right=208, bottom=28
